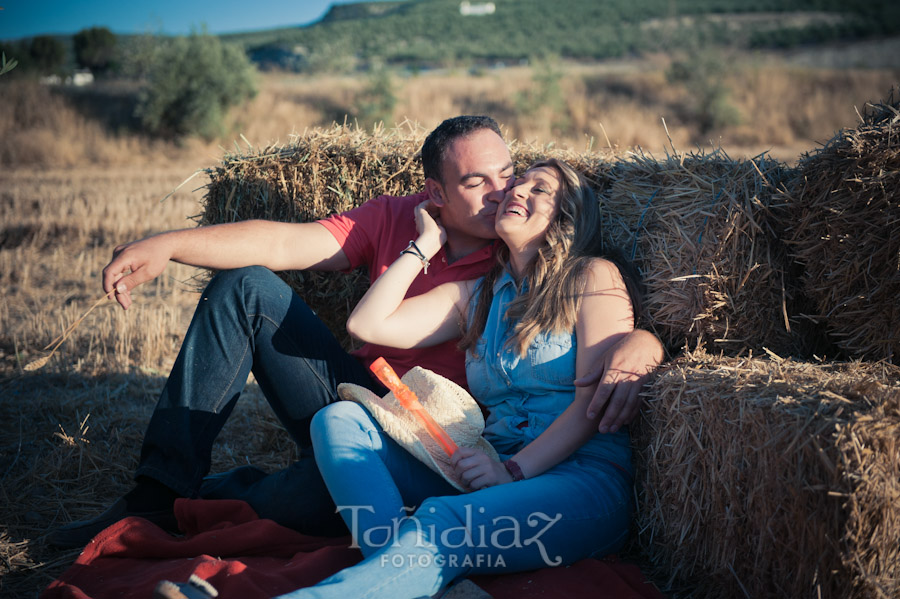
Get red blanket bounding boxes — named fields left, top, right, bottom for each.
left=42, top=499, right=664, bottom=599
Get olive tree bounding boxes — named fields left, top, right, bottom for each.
left=135, top=32, right=257, bottom=140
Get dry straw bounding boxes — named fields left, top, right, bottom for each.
left=781, top=91, right=900, bottom=363
left=25, top=112, right=895, bottom=598
left=633, top=349, right=900, bottom=599
left=199, top=124, right=429, bottom=347
left=200, top=123, right=806, bottom=357
left=23, top=289, right=114, bottom=371
left=199, top=123, right=614, bottom=349
left=598, top=149, right=801, bottom=356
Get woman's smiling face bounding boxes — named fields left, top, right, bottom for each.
left=494, top=165, right=561, bottom=253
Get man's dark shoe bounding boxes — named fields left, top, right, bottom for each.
left=48, top=497, right=178, bottom=548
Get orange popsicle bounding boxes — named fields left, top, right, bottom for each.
left=370, top=357, right=458, bottom=456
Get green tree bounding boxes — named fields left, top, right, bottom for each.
left=354, top=65, right=396, bottom=130
left=28, top=35, right=66, bottom=75
left=135, top=32, right=257, bottom=140
left=73, top=27, right=117, bottom=74
left=666, top=50, right=741, bottom=133
left=116, top=34, right=165, bottom=79
left=514, top=58, right=572, bottom=135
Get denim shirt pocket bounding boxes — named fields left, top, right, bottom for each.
left=527, top=334, right=575, bottom=386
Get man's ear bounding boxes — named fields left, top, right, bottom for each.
left=425, top=178, right=447, bottom=207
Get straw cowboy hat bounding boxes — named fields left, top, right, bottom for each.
left=337, top=366, right=498, bottom=492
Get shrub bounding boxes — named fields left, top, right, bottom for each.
left=73, top=27, right=117, bottom=75
left=134, top=32, right=257, bottom=140
left=353, top=65, right=396, bottom=129
left=666, top=50, right=741, bottom=133
left=28, top=35, right=67, bottom=75
left=514, top=58, right=572, bottom=136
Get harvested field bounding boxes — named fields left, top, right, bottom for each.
left=3, top=58, right=899, bottom=599
left=0, top=167, right=296, bottom=597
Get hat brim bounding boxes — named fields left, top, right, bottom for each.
left=338, top=367, right=498, bottom=492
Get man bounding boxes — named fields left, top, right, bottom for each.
left=50, top=116, right=663, bottom=548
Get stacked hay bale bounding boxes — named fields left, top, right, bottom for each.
left=198, top=125, right=616, bottom=348
left=509, top=143, right=613, bottom=186
left=198, top=119, right=900, bottom=599
left=781, top=94, right=900, bottom=362
left=633, top=350, right=900, bottom=599
left=199, top=125, right=427, bottom=347
left=200, top=127, right=801, bottom=357
left=598, top=150, right=799, bottom=355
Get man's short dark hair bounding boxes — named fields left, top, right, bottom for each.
left=421, top=116, right=503, bottom=183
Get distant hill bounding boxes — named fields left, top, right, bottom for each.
left=320, top=1, right=406, bottom=22
left=222, top=0, right=900, bottom=72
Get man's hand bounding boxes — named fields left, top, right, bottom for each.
left=578, top=328, right=664, bottom=433
left=451, top=446, right=512, bottom=490
left=102, top=235, right=173, bottom=310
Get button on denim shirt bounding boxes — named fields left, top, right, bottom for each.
left=465, top=268, right=632, bottom=474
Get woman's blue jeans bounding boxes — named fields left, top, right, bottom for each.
left=282, top=401, right=633, bottom=599
left=134, top=266, right=383, bottom=535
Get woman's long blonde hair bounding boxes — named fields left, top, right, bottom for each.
left=459, top=158, right=642, bottom=357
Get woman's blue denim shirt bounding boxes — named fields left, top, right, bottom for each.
left=465, top=268, right=632, bottom=474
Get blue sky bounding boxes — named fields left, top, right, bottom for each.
left=0, top=0, right=384, bottom=39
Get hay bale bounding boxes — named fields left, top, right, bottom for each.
left=199, top=124, right=427, bottom=347
left=198, top=124, right=614, bottom=348
left=633, top=350, right=900, bottom=599
left=598, top=149, right=801, bottom=355
left=510, top=143, right=614, bottom=188
left=199, top=126, right=815, bottom=357
left=782, top=92, right=900, bottom=362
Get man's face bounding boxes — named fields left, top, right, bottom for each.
left=426, top=128, right=514, bottom=248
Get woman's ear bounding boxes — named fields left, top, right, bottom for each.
left=425, top=178, right=447, bottom=207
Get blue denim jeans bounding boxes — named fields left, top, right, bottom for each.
left=282, top=401, right=633, bottom=599
left=135, top=266, right=383, bottom=535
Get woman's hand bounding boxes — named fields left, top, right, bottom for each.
left=413, top=200, right=446, bottom=257
left=451, top=446, right=513, bottom=490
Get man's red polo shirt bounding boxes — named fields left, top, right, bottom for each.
left=319, top=191, right=496, bottom=389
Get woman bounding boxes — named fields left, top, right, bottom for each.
left=280, top=159, right=641, bottom=599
